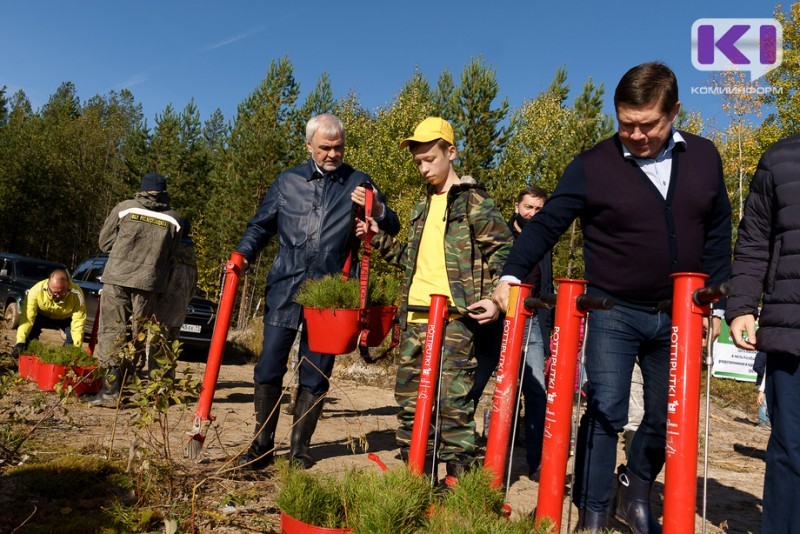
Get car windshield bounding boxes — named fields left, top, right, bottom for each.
left=16, top=260, right=64, bottom=279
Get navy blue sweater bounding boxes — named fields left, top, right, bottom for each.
left=503, top=132, right=732, bottom=306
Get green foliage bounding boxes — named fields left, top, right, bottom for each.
left=438, top=467, right=505, bottom=516
left=294, top=274, right=402, bottom=309
left=449, top=56, right=509, bottom=186
left=764, top=3, right=800, bottom=139
left=276, top=461, right=546, bottom=533
left=126, top=322, right=201, bottom=420
left=294, top=275, right=360, bottom=309
left=275, top=459, right=351, bottom=528
left=347, top=466, right=432, bottom=533
left=369, top=273, right=402, bottom=307
left=0, top=455, right=135, bottom=533
left=22, top=340, right=96, bottom=366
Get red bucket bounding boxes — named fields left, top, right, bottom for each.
left=35, top=362, right=68, bottom=391
left=280, top=510, right=351, bottom=533
left=365, top=306, right=397, bottom=346
left=65, top=366, right=102, bottom=395
left=35, top=363, right=101, bottom=394
left=303, top=308, right=360, bottom=354
left=18, top=355, right=39, bottom=380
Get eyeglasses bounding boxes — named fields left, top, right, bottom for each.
left=47, top=287, right=69, bottom=298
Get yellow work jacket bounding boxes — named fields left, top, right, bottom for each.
left=16, top=279, right=87, bottom=347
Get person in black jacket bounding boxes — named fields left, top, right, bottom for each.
left=235, top=114, right=400, bottom=470
left=494, top=62, right=731, bottom=533
left=468, top=186, right=553, bottom=479
left=726, top=135, right=800, bottom=534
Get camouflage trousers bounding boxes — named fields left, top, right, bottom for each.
left=395, top=319, right=477, bottom=464
left=95, top=283, right=156, bottom=365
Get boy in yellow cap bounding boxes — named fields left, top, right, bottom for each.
left=357, top=117, right=513, bottom=480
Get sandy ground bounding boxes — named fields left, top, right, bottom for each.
left=0, top=325, right=768, bottom=533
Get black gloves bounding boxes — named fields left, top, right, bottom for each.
left=10, top=343, right=26, bottom=359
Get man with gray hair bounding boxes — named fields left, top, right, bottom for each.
left=235, top=113, right=400, bottom=470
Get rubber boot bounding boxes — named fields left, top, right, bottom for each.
left=442, top=460, right=472, bottom=489
left=399, top=447, right=435, bottom=475
left=615, top=466, right=662, bottom=534
left=289, top=388, right=324, bottom=469
left=238, top=384, right=282, bottom=470
left=88, top=366, right=122, bottom=407
left=575, top=508, right=607, bottom=533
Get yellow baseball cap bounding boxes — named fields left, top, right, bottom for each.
left=400, top=117, right=455, bottom=148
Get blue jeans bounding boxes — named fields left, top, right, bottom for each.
left=254, top=322, right=335, bottom=397
left=758, top=399, right=769, bottom=426
left=572, top=304, right=671, bottom=513
left=521, top=315, right=547, bottom=472
left=763, top=353, right=800, bottom=533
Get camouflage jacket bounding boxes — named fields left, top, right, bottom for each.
left=372, top=177, right=513, bottom=328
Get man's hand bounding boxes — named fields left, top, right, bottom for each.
left=10, top=343, right=25, bottom=359
left=492, top=281, right=511, bottom=315
left=351, top=186, right=385, bottom=218
left=729, top=314, right=757, bottom=351
left=467, top=298, right=499, bottom=324
left=355, top=216, right=378, bottom=240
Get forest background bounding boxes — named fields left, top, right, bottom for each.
left=1, top=4, right=797, bottom=325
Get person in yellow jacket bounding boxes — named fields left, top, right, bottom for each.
left=12, top=269, right=86, bottom=357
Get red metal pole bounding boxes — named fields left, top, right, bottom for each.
left=484, top=283, right=532, bottom=487
left=187, top=252, right=246, bottom=452
left=408, top=294, right=450, bottom=476
left=663, top=272, right=708, bottom=533
left=535, top=278, right=589, bottom=531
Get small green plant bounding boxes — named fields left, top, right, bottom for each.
left=276, top=461, right=546, bottom=533
left=347, top=465, right=431, bottom=533
left=295, top=275, right=360, bottom=309
left=295, top=274, right=402, bottom=309
left=275, top=458, right=351, bottom=528
left=126, top=321, right=202, bottom=462
left=368, top=273, right=402, bottom=307
left=22, top=340, right=97, bottom=366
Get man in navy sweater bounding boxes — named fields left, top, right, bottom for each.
left=494, top=62, right=731, bottom=533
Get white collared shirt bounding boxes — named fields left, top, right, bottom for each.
left=621, top=130, right=686, bottom=199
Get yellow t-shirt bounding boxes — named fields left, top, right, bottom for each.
left=407, top=193, right=456, bottom=323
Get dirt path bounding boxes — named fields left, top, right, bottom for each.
left=0, top=326, right=768, bottom=533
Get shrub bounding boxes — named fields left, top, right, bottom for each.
left=276, top=461, right=546, bottom=533
left=294, top=274, right=402, bottom=309
left=22, top=340, right=96, bottom=366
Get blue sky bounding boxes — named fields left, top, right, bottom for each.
left=0, top=1, right=783, bottom=132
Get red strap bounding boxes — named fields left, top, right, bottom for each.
left=344, top=184, right=399, bottom=364
left=358, top=186, right=374, bottom=345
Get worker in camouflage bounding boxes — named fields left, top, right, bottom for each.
left=357, top=117, right=513, bottom=478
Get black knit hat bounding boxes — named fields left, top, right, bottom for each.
left=141, top=172, right=167, bottom=192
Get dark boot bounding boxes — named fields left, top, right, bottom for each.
left=615, top=467, right=662, bottom=534
left=238, top=384, right=282, bottom=470
left=399, top=447, right=435, bottom=475
left=575, top=508, right=607, bottom=533
left=289, top=388, right=324, bottom=469
left=442, top=461, right=472, bottom=489
left=88, top=367, right=122, bottom=407
left=445, top=461, right=470, bottom=479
